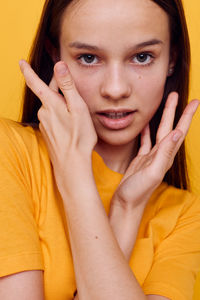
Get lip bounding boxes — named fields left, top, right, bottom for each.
left=97, top=108, right=134, bottom=113
left=96, top=110, right=136, bottom=130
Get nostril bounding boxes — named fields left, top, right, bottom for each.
left=100, top=79, right=131, bottom=100
left=101, top=87, right=132, bottom=100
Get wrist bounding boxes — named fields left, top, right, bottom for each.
left=109, top=194, right=146, bottom=220
left=109, top=195, right=145, bottom=261
left=54, top=152, right=94, bottom=196
left=110, top=192, right=147, bottom=213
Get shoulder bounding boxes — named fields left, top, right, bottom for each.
left=149, top=182, right=200, bottom=217
left=141, top=183, right=200, bottom=245
left=142, top=184, right=200, bottom=299
left=0, top=118, right=51, bottom=192
left=0, top=117, right=47, bottom=159
left=0, top=119, right=46, bottom=279
left=0, top=117, right=39, bottom=144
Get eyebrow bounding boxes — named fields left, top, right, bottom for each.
left=68, top=39, right=163, bottom=51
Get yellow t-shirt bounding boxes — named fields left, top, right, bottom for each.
left=0, top=117, right=200, bottom=300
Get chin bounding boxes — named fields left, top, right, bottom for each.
left=97, top=130, right=138, bottom=147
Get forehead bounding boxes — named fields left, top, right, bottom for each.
left=60, top=0, right=170, bottom=46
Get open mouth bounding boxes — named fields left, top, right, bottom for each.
left=98, top=112, right=133, bottom=119
left=96, top=111, right=136, bottom=130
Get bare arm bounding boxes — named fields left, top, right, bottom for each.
left=73, top=199, right=170, bottom=300
left=72, top=187, right=170, bottom=300
left=61, top=161, right=147, bottom=300
left=109, top=196, right=145, bottom=260
left=0, top=271, right=44, bottom=300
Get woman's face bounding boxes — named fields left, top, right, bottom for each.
left=59, top=0, right=173, bottom=147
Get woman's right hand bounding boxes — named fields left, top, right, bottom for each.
left=20, top=60, right=98, bottom=184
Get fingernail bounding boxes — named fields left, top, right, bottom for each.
left=56, top=63, right=68, bottom=75
left=172, top=130, right=182, bottom=142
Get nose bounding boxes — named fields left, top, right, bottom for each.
left=100, top=63, right=132, bottom=100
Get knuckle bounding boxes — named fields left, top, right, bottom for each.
left=24, top=72, right=35, bottom=91
left=168, top=159, right=174, bottom=170
left=165, top=146, right=174, bottom=160
left=38, top=122, right=42, bottom=132
left=37, top=107, right=45, bottom=121
left=60, top=79, right=73, bottom=90
left=149, top=170, right=161, bottom=185
left=25, top=76, right=33, bottom=89
left=38, top=89, right=44, bottom=98
left=37, top=111, right=42, bottom=122
left=147, top=164, right=163, bottom=186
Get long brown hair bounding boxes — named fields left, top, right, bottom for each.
left=21, top=0, right=191, bottom=190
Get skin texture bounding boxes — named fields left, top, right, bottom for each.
left=1, top=0, right=199, bottom=299
left=59, top=0, right=175, bottom=173
left=5, top=57, right=196, bottom=300
left=0, top=271, right=44, bottom=299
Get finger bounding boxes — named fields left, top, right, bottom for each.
left=138, top=124, right=152, bottom=155
left=156, top=92, right=178, bottom=143
left=19, top=59, right=60, bottom=108
left=152, top=100, right=199, bottom=175
left=151, top=100, right=199, bottom=181
left=151, top=129, right=183, bottom=183
left=175, top=99, right=199, bottom=136
left=38, top=122, right=54, bottom=159
left=54, top=61, right=86, bottom=112
left=49, top=75, right=68, bottom=107
left=49, top=75, right=59, bottom=92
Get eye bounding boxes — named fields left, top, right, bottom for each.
left=78, top=54, right=98, bottom=66
left=133, top=53, right=153, bottom=65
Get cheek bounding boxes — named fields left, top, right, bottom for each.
left=70, top=71, right=100, bottom=108
left=59, top=51, right=100, bottom=108
left=136, top=70, right=167, bottom=118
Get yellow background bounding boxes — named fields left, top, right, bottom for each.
left=0, top=0, right=200, bottom=298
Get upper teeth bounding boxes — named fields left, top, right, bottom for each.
left=105, top=112, right=129, bottom=119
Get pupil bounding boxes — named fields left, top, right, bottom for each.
left=137, top=54, right=147, bottom=62
left=84, top=55, right=94, bottom=63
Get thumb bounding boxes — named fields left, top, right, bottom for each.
left=54, top=61, right=84, bottom=112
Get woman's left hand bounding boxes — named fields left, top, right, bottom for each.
left=112, top=92, right=199, bottom=210
left=19, top=60, right=97, bottom=183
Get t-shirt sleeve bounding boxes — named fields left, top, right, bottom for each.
left=0, top=119, right=44, bottom=277
left=142, top=193, right=200, bottom=300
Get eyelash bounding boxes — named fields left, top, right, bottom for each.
left=77, top=54, right=99, bottom=68
left=77, top=52, right=155, bottom=68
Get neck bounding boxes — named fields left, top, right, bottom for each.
left=94, top=138, right=138, bottom=174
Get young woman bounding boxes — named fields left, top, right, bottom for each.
left=0, top=0, right=200, bottom=299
